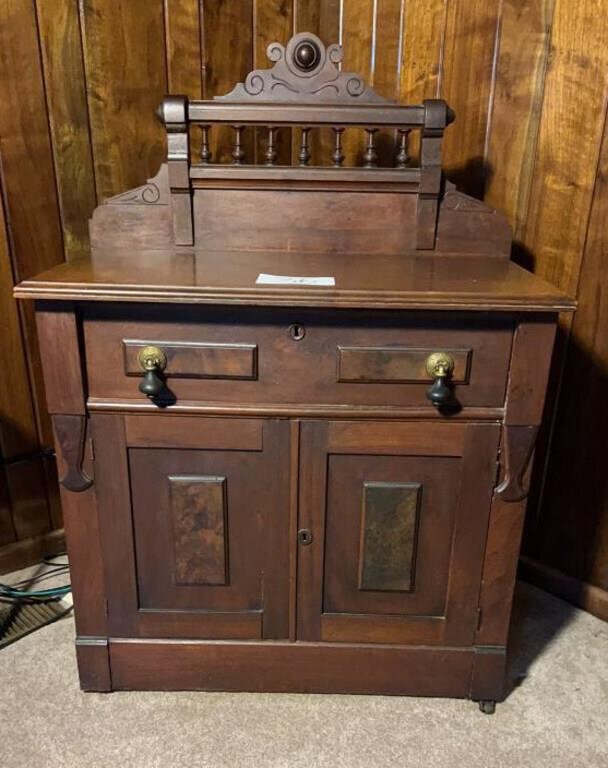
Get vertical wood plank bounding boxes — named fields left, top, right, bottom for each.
left=35, top=0, right=97, bottom=261
left=534, top=110, right=608, bottom=591
left=294, top=0, right=341, bottom=164
left=0, top=0, right=64, bottom=279
left=341, top=0, right=375, bottom=165
left=440, top=0, right=501, bottom=198
left=520, top=0, right=608, bottom=296
left=399, top=0, right=446, bottom=103
left=399, top=0, right=447, bottom=159
left=253, top=0, right=293, bottom=164
left=5, top=459, right=51, bottom=541
left=0, top=190, right=38, bottom=459
left=295, top=0, right=340, bottom=40
left=163, top=0, right=203, bottom=159
left=0, top=468, right=16, bottom=547
left=164, top=0, right=203, bottom=97
left=372, top=0, right=407, bottom=166
left=80, top=0, right=167, bottom=200
left=202, top=0, right=254, bottom=162
left=0, top=0, right=64, bottom=449
left=484, top=0, right=556, bottom=238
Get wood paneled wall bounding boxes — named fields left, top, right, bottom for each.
left=0, top=0, right=607, bottom=617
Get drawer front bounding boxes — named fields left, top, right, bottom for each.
left=83, top=306, right=512, bottom=408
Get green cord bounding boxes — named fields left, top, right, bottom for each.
left=0, top=584, right=71, bottom=599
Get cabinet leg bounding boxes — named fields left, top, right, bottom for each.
left=75, top=637, right=112, bottom=692
left=478, top=699, right=496, bottom=715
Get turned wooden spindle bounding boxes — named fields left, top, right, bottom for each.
left=265, top=127, right=277, bottom=165
left=332, top=127, right=345, bottom=167
left=363, top=128, right=379, bottom=168
left=199, top=125, right=212, bottom=164
left=395, top=128, right=410, bottom=168
left=231, top=125, right=245, bottom=164
left=299, top=127, right=311, bottom=166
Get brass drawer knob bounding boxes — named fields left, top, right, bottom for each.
left=425, top=352, right=455, bottom=408
left=138, top=345, right=167, bottom=398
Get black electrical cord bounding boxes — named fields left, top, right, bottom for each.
left=0, top=552, right=72, bottom=601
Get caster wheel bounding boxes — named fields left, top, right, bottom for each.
left=478, top=700, right=496, bottom=715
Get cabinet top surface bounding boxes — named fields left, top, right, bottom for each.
left=15, top=248, right=574, bottom=312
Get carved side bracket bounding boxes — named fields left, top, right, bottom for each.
left=216, top=33, right=388, bottom=103
left=52, top=414, right=93, bottom=493
left=105, top=164, right=169, bottom=206
left=496, top=425, right=538, bottom=502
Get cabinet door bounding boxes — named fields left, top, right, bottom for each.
left=297, top=420, right=500, bottom=646
left=93, top=414, right=290, bottom=640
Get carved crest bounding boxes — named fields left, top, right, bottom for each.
left=216, top=32, right=389, bottom=104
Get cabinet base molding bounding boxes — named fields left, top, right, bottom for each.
left=75, top=636, right=112, bottom=692
left=520, top=556, right=608, bottom=623
left=106, top=638, right=504, bottom=699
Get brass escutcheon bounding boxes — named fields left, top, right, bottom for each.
left=425, top=351, right=455, bottom=378
left=137, top=345, right=167, bottom=372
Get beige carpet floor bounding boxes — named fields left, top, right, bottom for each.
left=1, top=573, right=607, bottom=768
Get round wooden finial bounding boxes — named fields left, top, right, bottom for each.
left=293, top=39, right=320, bottom=71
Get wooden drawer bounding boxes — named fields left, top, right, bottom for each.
left=82, top=305, right=513, bottom=408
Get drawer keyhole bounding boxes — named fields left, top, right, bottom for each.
left=288, top=323, right=306, bottom=341
left=298, top=528, right=313, bottom=545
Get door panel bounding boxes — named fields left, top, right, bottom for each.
left=94, top=414, right=290, bottom=640
left=297, top=420, right=500, bottom=646
left=324, top=455, right=460, bottom=617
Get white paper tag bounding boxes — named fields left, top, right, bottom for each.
left=256, top=273, right=335, bottom=287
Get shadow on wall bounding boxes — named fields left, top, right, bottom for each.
left=446, top=156, right=493, bottom=203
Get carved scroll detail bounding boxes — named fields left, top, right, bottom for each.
left=443, top=185, right=494, bottom=213
left=104, top=164, right=169, bottom=206
left=496, top=425, right=538, bottom=502
left=216, top=32, right=389, bottom=104
left=52, top=415, right=93, bottom=492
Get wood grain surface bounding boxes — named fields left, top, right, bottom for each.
left=1, top=0, right=607, bottom=604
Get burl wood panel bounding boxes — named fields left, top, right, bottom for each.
left=169, top=475, right=228, bottom=586
left=358, top=481, right=421, bottom=592
left=123, top=339, right=258, bottom=380
left=324, top=454, right=459, bottom=618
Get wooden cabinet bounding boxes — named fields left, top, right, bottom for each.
left=298, top=420, right=499, bottom=647
left=14, top=32, right=575, bottom=710
left=94, top=415, right=290, bottom=641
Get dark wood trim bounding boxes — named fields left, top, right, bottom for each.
left=16, top=283, right=576, bottom=312
left=470, top=646, right=506, bottom=702
left=52, top=414, right=93, bottom=492
left=519, top=556, right=608, bottom=623
left=109, top=639, right=474, bottom=696
left=190, top=165, right=421, bottom=183
left=34, top=303, right=86, bottom=415
left=187, top=102, right=427, bottom=126
left=87, top=399, right=505, bottom=421
left=75, top=637, right=111, bottom=692
left=0, top=528, right=65, bottom=576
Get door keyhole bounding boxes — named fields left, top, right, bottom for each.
left=298, top=528, right=313, bottom=545
left=288, top=323, right=306, bottom=341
